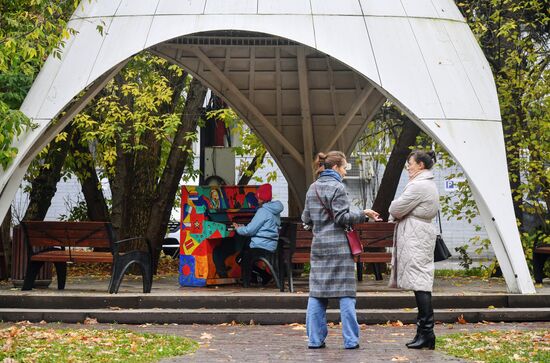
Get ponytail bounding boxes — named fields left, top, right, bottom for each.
left=313, top=151, right=346, bottom=177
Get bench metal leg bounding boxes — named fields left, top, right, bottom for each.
left=288, top=263, right=294, bottom=293
left=141, top=262, right=153, bottom=293
left=533, top=252, right=549, bottom=284
left=373, top=263, right=383, bottom=281
left=22, top=261, right=44, bottom=291
left=54, top=262, right=67, bottom=289
left=110, top=251, right=152, bottom=294
left=278, top=256, right=286, bottom=292
left=258, top=257, right=281, bottom=291
left=356, top=262, right=363, bottom=281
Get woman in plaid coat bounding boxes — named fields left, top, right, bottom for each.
left=302, top=151, right=381, bottom=349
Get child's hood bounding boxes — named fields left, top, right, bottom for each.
left=262, top=200, right=284, bottom=215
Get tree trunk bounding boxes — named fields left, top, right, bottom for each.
left=237, top=150, right=266, bottom=185
left=145, top=78, right=208, bottom=271
left=501, top=87, right=525, bottom=227
left=23, top=123, right=75, bottom=221
left=109, top=74, right=133, bottom=239
left=109, top=135, right=133, bottom=239
left=72, top=129, right=110, bottom=222
left=372, top=119, right=421, bottom=221
left=125, top=129, right=161, bottom=250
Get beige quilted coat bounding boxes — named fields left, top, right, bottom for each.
left=388, top=170, right=439, bottom=292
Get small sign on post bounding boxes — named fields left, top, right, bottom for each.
left=445, top=179, right=465, bottom=192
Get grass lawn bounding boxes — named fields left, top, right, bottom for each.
left=438, top=329, right=549, bottom=363
left=434, top=267, right=488, bottom=278
left=0, top=324, right=198, bottom=362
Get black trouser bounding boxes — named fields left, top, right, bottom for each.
left=213, top=234, right=250, bottom=278
left=241, top=248, right=275, bottom=287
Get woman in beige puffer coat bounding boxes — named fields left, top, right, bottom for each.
left=388, top=150, right=439, bottom=350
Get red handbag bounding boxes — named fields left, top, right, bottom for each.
left=314, top=185, right=363, bottom=257
left=344, top=226, right=363, bottom=256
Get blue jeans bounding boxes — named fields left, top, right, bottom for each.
left=306, top=296, right=359, bottom=348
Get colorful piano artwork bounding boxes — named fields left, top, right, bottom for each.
left=179, top=185, right=262, bottom=286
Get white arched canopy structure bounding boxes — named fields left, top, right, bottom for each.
left=0, top=0, right=535, bottom=294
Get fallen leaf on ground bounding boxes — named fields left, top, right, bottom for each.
left=200, top=332, right=213, bottom=340
left=2, top=337, right=14, bottom=352
left=83, top=317, right=98, bottom=325
left=387, top=320, right=404, bottom=327
left=391, top=356, right=409, bottom=361
left=457, top=314, right=467, bottom=324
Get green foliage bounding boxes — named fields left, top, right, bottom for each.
left=0, top=105, right=36, bottom=169
left=72, top=53, right=190, bottom=181
left=438, top=329, right=549, bottom=363
left=0, top=0, right=82, bottom=170
left=354, top=102, right=408, bottom=202
left=454, top=245, right=474, bottom=270
left=0, top=325, right=198, bottom=362
left=58, top=196, right=89, bottom=222
left=356, top=102, right=403, bottom=165
left=521, top=229, right=550, bottom=277
left=458, top=2, right=549, bottom=218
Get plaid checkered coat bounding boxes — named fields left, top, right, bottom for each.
left=302, top=174, right=366, bottom=298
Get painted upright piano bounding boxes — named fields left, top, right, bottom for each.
left=178, top=185, right=263, bottom=286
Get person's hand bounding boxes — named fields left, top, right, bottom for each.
left=232, top=222, right=243, bottom=229
left=364, top=209, right=383, bottom=222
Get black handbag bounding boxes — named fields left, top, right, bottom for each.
left=434, top=211, right=451, bottom=262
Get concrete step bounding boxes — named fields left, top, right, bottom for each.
left=0, top=307, right=549, bottom=325
left=1, top=294, right=549, bottom=310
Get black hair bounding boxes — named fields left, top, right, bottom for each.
left=408, top=150, right=436, bottom=169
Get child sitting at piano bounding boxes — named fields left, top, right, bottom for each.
left=232, top=184, right=284, bottom=287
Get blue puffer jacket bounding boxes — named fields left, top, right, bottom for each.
left=236, top=200, right=284, bottom=252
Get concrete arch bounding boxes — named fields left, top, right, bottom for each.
left=0, top=0, right=534, bottom=293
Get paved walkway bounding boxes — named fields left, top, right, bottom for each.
left=158, top=322, right=550, bottom=362
left=4, top=321, right=547, bottom=362
left=2, top=273, right=549, bottom=296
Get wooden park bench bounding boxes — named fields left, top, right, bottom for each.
left=280, top=220, right=395, bottom=292
left=534, top=238, right=550, bottom=284
left=20, top=221, right=153, bottom=294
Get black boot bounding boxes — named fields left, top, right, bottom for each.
left=407, top=291, right=435, bottom=350
left=405, top=291, right=422, bottom=347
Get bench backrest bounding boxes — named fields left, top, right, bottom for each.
left=21, top=221, right=114, bottom=250
left=356, top=223, right=395, bottom=248
left=291, top=221, right=395, bottom=251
